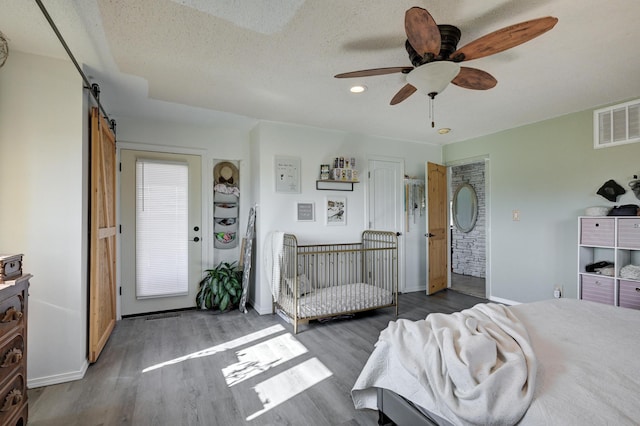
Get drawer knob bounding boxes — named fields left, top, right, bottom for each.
left=0, top=389, right=22, bottom=412
left=0, top=307, right=22, bottom=324
left=635, top=288, right=640, bottom=293
left=0, top=348, right=22, bottom=368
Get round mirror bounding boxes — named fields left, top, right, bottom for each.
left=452, top=183, right=478, bottom=233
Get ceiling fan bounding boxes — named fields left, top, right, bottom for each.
left=335, top=7, right=558, bottom=109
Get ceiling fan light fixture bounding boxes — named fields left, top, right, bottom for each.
left=350, top=85, right=367, bottom=93
left=406, top=61, right=460, bottom=97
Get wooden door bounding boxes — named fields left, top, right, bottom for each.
left=89, top=107, right=117, bottom=363
left=426, top=162, right=448, bottom=295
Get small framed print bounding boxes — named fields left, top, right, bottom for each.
left=296, top=202, right=315, bottom=222
left=326, top=196, right=346, bottom=226
left=275, top=155, right=301, bottom=193
left=319, top=164, right=330, bottom=180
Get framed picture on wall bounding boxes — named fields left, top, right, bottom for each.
left=274, top=155, right=301, bottom=193
left=325, top=196, right=346, bottom=226
left=296, top=202, right=315, bottom=222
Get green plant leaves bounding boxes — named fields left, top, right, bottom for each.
left=196, top=260, right=242, bottom=312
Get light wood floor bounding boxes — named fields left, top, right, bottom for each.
left=28, top=290, right=486, bottom=426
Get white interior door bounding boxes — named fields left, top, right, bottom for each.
left=368, top=158, right=405, bottom=292
left=120, top=149, right=202, bottom=316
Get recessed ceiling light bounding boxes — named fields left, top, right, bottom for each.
left=350, top=85, right=367, bottom=93
left=438, top=128, right=451, bottom=134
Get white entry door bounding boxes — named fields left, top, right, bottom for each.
left=120, top=149, right=202, bottom=316
left=368, top=158, right=405, bottom=292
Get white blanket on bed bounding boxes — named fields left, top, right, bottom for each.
left=352, top=303, right=537, bottom=426
left=263, top=231, right=285, bottom=300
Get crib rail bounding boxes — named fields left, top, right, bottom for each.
left=274, top=230, right=398, bottom=333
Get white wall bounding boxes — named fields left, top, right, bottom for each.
left=251, top=121, right=442, bottom=314
left=115, top=116, right=256, bottom=269
left=0, top=51, right=88, bottom=386
left=444, top=105, right=640, bottom=303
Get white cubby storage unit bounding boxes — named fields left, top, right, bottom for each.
left=578, top=217, right=640, bottom=309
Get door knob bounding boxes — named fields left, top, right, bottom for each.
left=193, top=226, right=199, bottom=231
left=425, top=233, right=435, bottom=237
left=192, top=237, right=200, bottom=242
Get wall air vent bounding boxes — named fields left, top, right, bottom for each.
left=594, top=99, right=640, bottom=149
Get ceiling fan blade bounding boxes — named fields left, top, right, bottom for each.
left=452, top=67, right=497, bottom=90
left=405, top=7, right=441, bottom=57
left=450, top=16, right=558, bottom=62
left=334, top=66, right=413, bottom=78
left=390, top=84, right=417, bottom=105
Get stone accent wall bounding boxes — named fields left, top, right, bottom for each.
left=451, top=162, right=486, bottom=278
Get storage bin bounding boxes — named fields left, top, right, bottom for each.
left=214, top=231, right=238, bottom=249
left=214, top=220, right=238, bottom=233
left=580, top=275, right=615, bottom=305
left=213, top=191, right=238, bottom=203
left=214, top=203, right=238, bottom=218
left=580, top=218, right=615, bottom=246
left=619, top=279, right=640, bottom=310
left=617, top=218, right=640, bottom=249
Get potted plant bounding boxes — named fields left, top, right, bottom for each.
left=196, top=261, right=242, bottom=312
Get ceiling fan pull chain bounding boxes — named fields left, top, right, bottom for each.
left=429, top=96, right=435, bottom=128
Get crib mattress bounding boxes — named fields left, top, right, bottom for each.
left=296, top=282, right=393, bottom=318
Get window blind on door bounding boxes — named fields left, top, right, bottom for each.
left=135, top=159, right=189, bottom=298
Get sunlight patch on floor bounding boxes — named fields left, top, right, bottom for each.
left=246, top=357, right=333, bottom=421
left=222, top=333, right=307, bottom=387
left=141, top=324, right=285, bottom=373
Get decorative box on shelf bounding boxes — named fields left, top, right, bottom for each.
left=330, top=168, right=359, bottom=182
left=0, top=254, right=23, bottom=282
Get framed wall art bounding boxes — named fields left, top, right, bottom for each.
left=274, top=155, right=301, bottom=193
left=296, top=202, right=315, bottom=222
left=325, top=196, right=346, bottom=226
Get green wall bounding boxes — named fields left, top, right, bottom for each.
left=444, top=107, right=640, bottom=302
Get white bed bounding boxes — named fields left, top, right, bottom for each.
left=352, top=298, right=640, bottom=425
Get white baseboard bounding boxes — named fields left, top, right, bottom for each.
left=28, top=359, right=89, bottom=388
left=401, top=286, right=426, bottom=293
left=489, top=295, right=520, bottom=305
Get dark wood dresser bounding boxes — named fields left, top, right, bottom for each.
left=0, top=274, right=29, bottom=426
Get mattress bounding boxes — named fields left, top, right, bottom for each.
left=353, top=298, right=640, bottom=425
left=296, top=282, right=393, bottom=318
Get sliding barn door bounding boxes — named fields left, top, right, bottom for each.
left=89, top=107, right=117, bottom=363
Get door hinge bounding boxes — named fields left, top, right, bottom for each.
left=119, top=225, right=122, bottom=233
left=119, top=162, right=122, bottom=172
left=119, top=287, right=122, bottom=296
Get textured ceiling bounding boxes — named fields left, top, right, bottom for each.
left=2, top=0, right=640, bottom=144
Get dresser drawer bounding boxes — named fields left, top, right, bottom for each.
left=580, top=218, right=615, bottom=246
left=581, top=275, right=615, bottom=305
left=0, top=334, right=23, bottom=386
left=619, top=279, right=640, bottom=309
left=0, top=295, right=25, bottom=341
left=0, top=368, right=25, bottom=426
left=617, top=218, right=640, bottom=248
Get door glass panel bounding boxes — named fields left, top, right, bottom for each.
left=135, top=159, right=189, bottom=298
